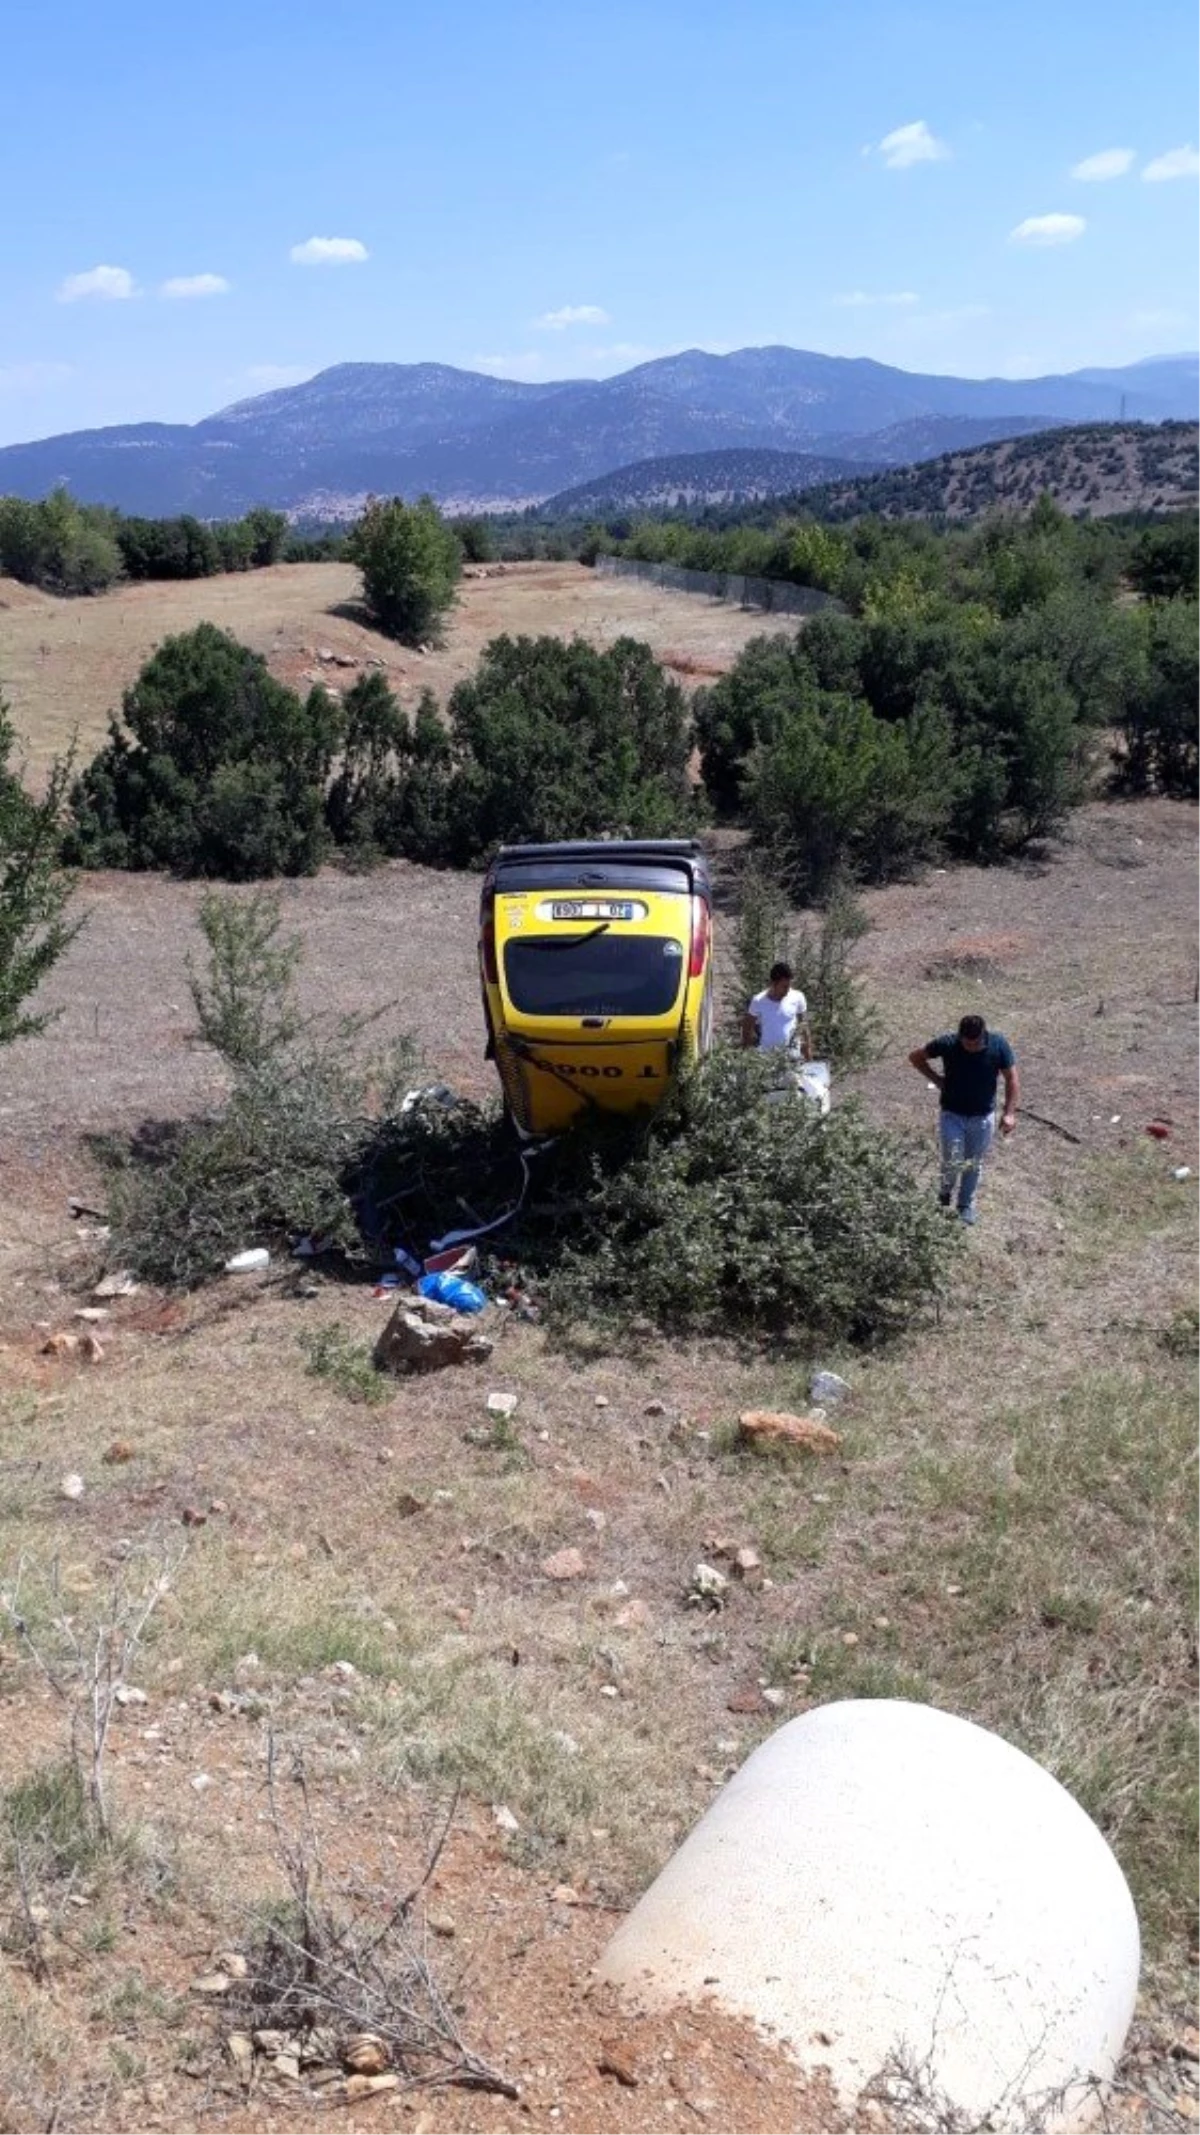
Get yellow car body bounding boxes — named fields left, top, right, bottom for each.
left=479, top=840, right=715, bottom=1137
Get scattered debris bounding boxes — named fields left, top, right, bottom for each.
left=73, top=1306, right=110, bottom=1324
left=1172, top=1166, right=1192, bottom=1182
left=737, top=1410, right=841, bottom=1455
left=343, top=2034, right=389, bottom=2075
left=688, top=1562, right=729, bottom=1610
left=345, top=2073, right=399, bottom=2100
left=418, top=1270, right=487, bottom=1313
left=1146, top=1122, right=1172, bottom=1142
left=93, top=1270, right=139, bottom=1298
left=103, top=1440, right=134, bottom=1464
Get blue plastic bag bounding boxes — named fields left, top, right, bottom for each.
left=417, top=1271, right=487, bottom=1315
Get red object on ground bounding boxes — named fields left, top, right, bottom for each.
left=1145, top=1122, right=1171, bottom=1141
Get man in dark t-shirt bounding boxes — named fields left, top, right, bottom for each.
left=908, top=1014, right=1019, bottom=1225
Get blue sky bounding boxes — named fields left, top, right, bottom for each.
left=1, top=0, right=1196, bottom=445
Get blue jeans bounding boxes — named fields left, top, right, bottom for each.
left=939, top=1110, right=994, bottom=1215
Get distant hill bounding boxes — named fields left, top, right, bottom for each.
left=537, top=447, right=870, bottom=515
left=535, top=416, right=1075, bottom=516
left=0, top=348, right=1195, bottom=519
left=799, top=421, right=1200, bottom=521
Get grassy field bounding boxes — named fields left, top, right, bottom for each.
left=0, top=567, right=1195, bottom=2131
left=0, top=559, right=797, bottom=789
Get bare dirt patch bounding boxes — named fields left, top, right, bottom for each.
left=0, top=562, right=796, bottom=787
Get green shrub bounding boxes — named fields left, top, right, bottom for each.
left=300, top=1323, right=389, bottom=1404
left=65, top=623, right=342, bottom=878
left=439, top=634, right=695, bottom=864
left=187, top=890, right=302, bottom=1069
left=0, top=489, right=123, bottom=594
left=732, top=862, right=881, bottom=1071
left=97, top=891, right=418, bottom=1284
left=788, top=876, right=883, bottom=1071
left=1115, top=599, right=1198, bottom=798
left=544, top=1050, right=951, bottom=1344
left=347, top=494, right=461, bottom=645
left=0, top=695, right=82, bottom=1044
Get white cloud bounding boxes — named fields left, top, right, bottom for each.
left=160, top=273, right=230, bottom=299
left=1009, top=213, right=1086, bottom=246
left=473, top=350, right=550, bottom=380
left=1070, top=147, right=1135, bottom=181
left=1142, top=145, right=1200, bottom=181
left=832, top=290, right=920, bottom=308
left=875, top=120, right=950, bottom=169
left=56, top=263, right=136, bottom=303
left=533, top=303, right=611, bottom=330
left=289, top=236, right=368, bottom=266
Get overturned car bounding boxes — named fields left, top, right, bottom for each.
left=479, top=840, right=715, bottom=1138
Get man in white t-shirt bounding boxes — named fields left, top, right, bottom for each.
left=742, top=961, right=812, bottom=1059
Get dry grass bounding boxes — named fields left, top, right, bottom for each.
left=0, top=569, right=1195, bottom=2128
left=0, top=559, right=797, bottom=788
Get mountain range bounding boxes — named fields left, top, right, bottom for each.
left=0, top=347, right=1195, bottom=520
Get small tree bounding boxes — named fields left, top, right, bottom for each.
left=789, top=874, right=883, bottom=1070
left=0, top=696, right=82, bottom=1044
left=731, top=860, right=792, bottom=1030
left=733, top=860, right=881, bottom=1070
left=348, top=495, right=461, bottom=645
left=187, top=891, right=302, bottom=1070
left=442, top=634, right=694, bottom=864
left=325, top=671, right=411, bottom=857
left=65, top=623, right=342, bottom=879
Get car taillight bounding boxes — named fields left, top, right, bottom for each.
left=688, top=896, right=710, bottom=979
left=481, top=889, right=499, bottom=984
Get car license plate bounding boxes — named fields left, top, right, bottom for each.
left=549, top=899, right=635, bottom=922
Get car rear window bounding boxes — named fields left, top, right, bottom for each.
left=504, top=933, right=685, bottom=1018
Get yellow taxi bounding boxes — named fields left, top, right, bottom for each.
left=479, top=840, right=715, bottom=1136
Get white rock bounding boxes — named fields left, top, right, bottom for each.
left=486, top=1391, right=518, bottom=1418
left=810, top=1369, right=851, bottom=1405
left=60, top=1473, right=85, bottom=1500
left=598, top=1700, right=1139, bottom=2131
left=225, top=1247, right=270, bottom=1273
left=492, top=1803, right=520, bottom=1834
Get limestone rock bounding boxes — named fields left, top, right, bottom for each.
left=542, top=1547, right=586, bottom=1581
left=737, top=1409, right=841, bottom=1455
left=374, top=1300, right=493, bottom=1375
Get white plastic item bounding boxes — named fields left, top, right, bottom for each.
left=597, top=1700, right=1139, bottom=2131
left=225, top=1247, right=270, bottom=1273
